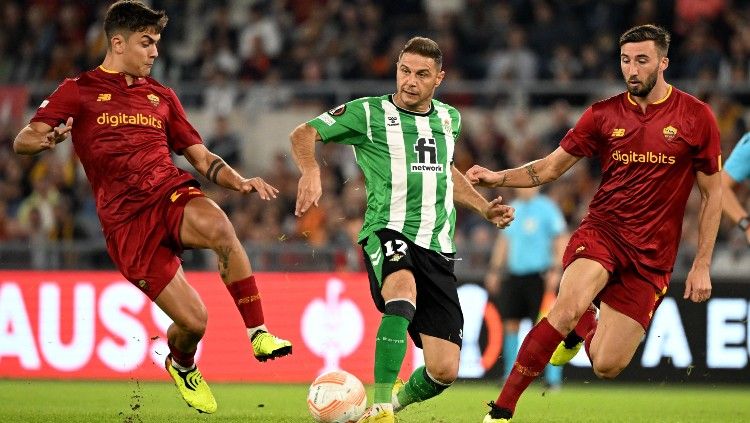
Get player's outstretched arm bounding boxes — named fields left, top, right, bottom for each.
left=13, top=118, right=73, bottom=155
left=451, top=166, right=514, bottom=228
left=466, top=147, right=580, bottom=188
left=683, top=170, right=722, bottom=303
left=290, top=123, right=323, bottom=217
left=183, top=144, right=278, bottom=200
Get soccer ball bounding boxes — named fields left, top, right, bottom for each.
left=307, top=370, right=367, bottom=423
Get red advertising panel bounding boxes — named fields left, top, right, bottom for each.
left=0, top=271, right=414, bottom=383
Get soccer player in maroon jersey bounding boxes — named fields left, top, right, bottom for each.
left=467, top=24, right=722, bottom=422
left=13, top=0, right=291, bottom=414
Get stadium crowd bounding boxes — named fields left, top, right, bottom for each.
left=1, top=0, right=750, bottom=271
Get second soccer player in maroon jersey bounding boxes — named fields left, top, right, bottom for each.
left=467, top=24, right=722, bottom=422
left=13, top=0, right=291, bottom=414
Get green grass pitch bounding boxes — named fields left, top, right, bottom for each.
left=1, top=379, right=748, bottom=422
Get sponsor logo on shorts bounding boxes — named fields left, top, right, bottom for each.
left=575, top=245, right=585, bottom=253
left=389, top=253, right=403, bottom=262
left=137, top=279, right=149, bottom=291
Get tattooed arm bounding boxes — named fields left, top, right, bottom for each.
left=466, top=147, right=581, bottom=188
left=182, top=144, right=278, bottom=200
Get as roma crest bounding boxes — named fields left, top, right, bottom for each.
left=663, top=125, right=677, bottom=141
left=147, top=93, right=160, bottom=107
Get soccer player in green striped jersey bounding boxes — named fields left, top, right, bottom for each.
left=291, top=37, right=515, bottom=423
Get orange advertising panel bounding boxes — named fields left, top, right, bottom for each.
left=0, top=271, right=404, bottom=382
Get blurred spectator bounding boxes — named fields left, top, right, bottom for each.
left=486, top=26, right=538, bottom=83
left=239, top=3, right=283, bottom=62
left=204, top=115, right=243, bottom=169
left=539, top=100, right=573, bottom=154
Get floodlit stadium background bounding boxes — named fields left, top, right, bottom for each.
left=1, top=0, right=750, bottom=387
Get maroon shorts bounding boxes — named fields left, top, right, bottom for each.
left=562, top=223, right=669, bottom=330
left=105, top=184, right=205, bottom=300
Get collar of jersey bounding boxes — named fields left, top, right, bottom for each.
left=625, top=84, right=673, bottom=109
left=96, top=66, right=148, bottom=87
left=389, top=94, right=434, bottom=116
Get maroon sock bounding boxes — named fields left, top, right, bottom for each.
left=496, top=318, right=564, bottom=414
left=168, top=341, right=196, bottom=369
left=574, top=305, right=597, bottom=338
left=226, top=275, right=265, bottom=328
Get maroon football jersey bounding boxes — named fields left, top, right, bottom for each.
left=560, top=86, right=721, bottom=271
left=31, top=66, right=201, bottom=233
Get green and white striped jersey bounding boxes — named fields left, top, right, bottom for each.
left=308, top=94, right=461, bottom=253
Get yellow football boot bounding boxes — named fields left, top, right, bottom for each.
left=483, top=401, right=512, bottom=423
left=391, top=378, right=405, bottom=411
left=164, top=355, right=217, bottom=414
left=251, top=330, right=292, bottom=362
left=549, top=339, right=583, bottom=366
left=356, top=403, right=395, bottom=423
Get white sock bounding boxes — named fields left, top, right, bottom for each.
left=171, top=360, right=195, bottom=372
left=247, top=324, right=268, bottom=340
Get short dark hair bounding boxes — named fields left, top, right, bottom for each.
left=619, top=24, right=671, bottom=56
left=399, top=37, right=442, bottom=68
left=104, top=0, right=168, bottom=45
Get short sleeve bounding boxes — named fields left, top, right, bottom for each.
left=165, top=88, right=203, bottom=153
left=692, top=103, right=722, bottom=175
left=308, top=99, right=369, bottom=145
left=30, top=79, right=80, bottom=127
left=559, top=106, right=598, bottom=158
left=724, top=133, right=750, bottom=182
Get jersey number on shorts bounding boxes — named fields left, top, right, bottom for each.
left=384, top=240, right=408, bottom=258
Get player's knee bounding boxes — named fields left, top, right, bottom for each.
left=202, top=214, right=237, bottom=247
left=425, top=362, right=457, bottom=387
left=549, top=306, right=581, bottom=334
left=179, top=306, right=208, bottom=337
left=592, top=358, right=625, bottom=380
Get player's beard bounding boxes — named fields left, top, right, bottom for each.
left=625, top=69, right=658, bottom=97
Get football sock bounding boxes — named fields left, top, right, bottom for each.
left=226, top=275, right=264, bottom=330
left=396, top=366, right=450, bottom=409
left=563, top=304, right=598, bottom=348
left=496, top=318, right=564, bottom=414
left=584, top=327, right=597, bottom=363
left=168, top=341, right=196, bottom=370
left=502, top=332, right=519, bottom=379
left=373, top=299, right=414, bottom=404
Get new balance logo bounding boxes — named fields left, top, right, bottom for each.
left=389, top=253, right=403, bottom=262
left=97, top=93, right=111, bottom=102
left=611, top=128, right=625, bottom=137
